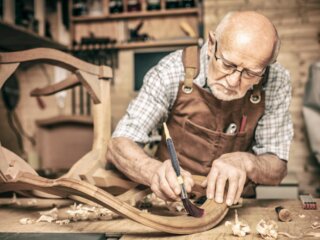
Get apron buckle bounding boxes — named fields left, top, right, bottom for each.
left=182, top=85, right=193, bottom=94
left=250, top=94, right=261, bottom=104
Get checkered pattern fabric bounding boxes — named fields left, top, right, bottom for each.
left=113, top=42, right=294, bottom=161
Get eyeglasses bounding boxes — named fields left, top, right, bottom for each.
left=213, top=41, right=266, bottom=80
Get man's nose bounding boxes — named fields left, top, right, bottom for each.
left=226, top=70, right=241, bottom=87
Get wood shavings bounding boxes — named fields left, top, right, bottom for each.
left=256, top=219, right=278, bottom=240
left=224, top=210, right=250, bottom=237
left=312, top=221, right=320, bottom=230
left=56, top=219, right=70, bottom=225
left=19, top=218, right=34, bottom=225
left=39, top=207, right=58, bottom=220
left=139, top=193, right=185, bottom=213
left=65, top=203, right=117, bottom=221
left=36, top=215, right=55, bottom=223
left=18, top=203, right=118, bottom=225
left=298, top=214, right=305, bottom=218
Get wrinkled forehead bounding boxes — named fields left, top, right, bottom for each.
left=218, top=31, right=275, bottom=69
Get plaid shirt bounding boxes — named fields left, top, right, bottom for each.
left=113, top=42, right=294, bottom=161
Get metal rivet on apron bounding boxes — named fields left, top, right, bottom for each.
left=250, top=94, right=261, bottom=104
left=182, top=85, right=193, bottom=94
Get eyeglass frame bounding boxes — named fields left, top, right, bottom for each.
left=213, top=41, right=267, bottom=80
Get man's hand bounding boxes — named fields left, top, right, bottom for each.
left=150, top=160, right=194, bottom=201
left=202, top=152, right=249, bottom=206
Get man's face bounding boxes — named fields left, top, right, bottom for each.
left=207, top=33, right=270, bottom=101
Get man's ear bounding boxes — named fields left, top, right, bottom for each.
left=207, top=31, right=216, bottom=58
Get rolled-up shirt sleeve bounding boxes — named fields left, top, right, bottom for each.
left=112, top=51, right=183, bottom=143
left=252, top=63, right=294, bottom=161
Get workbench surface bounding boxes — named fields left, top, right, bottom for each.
left=0, top=199, right=319, bottom=239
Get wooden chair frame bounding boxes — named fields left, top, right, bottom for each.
left=0, top=48, right=228, bottom=234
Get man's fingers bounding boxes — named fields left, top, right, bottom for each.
left=165, top=167, right=181, bottom=195
left=235, top=175, right=246, bottom=204
left=201, top=179, right=207, bottom=187
left=226, top=177, right=238, bottom=206
left=151, top=168, right=177, bottom=201
left=181, top=171, right=194, bottom=192
left=159, top=169, right=180, bottom=200
left=206, top=169, right=218, bottom=199
left=151, top=175, right=169, bottom=201
left=215, top=176, right=227, bottom=203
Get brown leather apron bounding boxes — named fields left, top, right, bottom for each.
left=156, top=46, right=266, bottom=177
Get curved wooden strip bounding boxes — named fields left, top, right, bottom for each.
left=0, top=48, right=112, bottom=79
left=30, top=74, right=80, bottom=96
left=0, top=172, right=228, bottom=234
left=0, top=147, right=229, bottom=234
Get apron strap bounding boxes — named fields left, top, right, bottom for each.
left=250, top=66, right=269, bottom=104
left=182, top=46, right=200, bottom=94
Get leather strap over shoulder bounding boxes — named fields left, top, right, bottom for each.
left=250, top=66, right=269, bottom=104
left=182, top=46, right=200, bottom=94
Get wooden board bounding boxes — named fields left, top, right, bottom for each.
left=0, top=199, right=319, bottom=239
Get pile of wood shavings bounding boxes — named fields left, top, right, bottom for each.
left=64, top=203, right=118, bottom=221
left=256, top=219, right=278, bottom=239
left=140, top=193, right=185, bottom=212
left=225, top=210, right=251, bottom=237
left=19, top=203, right=118, bottom=225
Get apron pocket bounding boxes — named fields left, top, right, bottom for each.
left=180, top=119, right=218, bottom=166
left=181, top=119, right=248, bottom=165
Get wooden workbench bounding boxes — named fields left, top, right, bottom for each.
left=0, top=199, right=319, bottom=239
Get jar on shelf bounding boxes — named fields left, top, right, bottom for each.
left=127, top=0, right=141, bottom=12
left=109, top=0, right=124, bottom=14
left=72, top=0, right=88, bottom=16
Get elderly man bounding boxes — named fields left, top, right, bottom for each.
left=107, top=11, right=293, bottom=206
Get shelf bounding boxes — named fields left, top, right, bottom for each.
left=72, top=8, right=199, bottom=22
left=0, top=21, right=67, bottom=51
left=72, top=38, right=199, bottom=50
left=115, top=38, right=199, bottom=49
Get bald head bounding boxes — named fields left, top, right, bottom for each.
left=214, top=11, right=280, bottom=65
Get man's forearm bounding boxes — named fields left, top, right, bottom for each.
left=106, top=137, right=162, bottom=186
left=244, top=153, right=287, bottom=185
